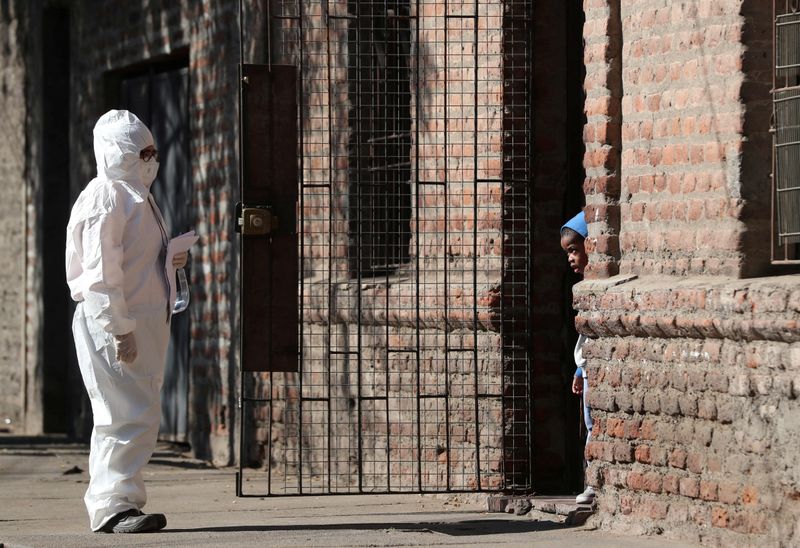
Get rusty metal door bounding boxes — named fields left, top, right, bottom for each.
left=237, top=0, right=533, bottom=497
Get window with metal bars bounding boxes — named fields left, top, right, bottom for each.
left=348, top=0, right=413, bottom=277
left=773, top=0, right=800, bottom=262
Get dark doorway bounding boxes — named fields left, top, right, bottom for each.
left=118, top=63, right=192, bottom=442
left=41, top=4, right=78, bottom=434
left=562, top=2, right=588, bottom=494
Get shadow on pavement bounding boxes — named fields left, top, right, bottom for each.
left=147, top=458, right=216, bottom=470
left=165, top=519, right=568, bottom=536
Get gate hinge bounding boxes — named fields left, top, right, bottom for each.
left=236, top=203, right=278, bottom=236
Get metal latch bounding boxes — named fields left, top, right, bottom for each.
left=237, top=205, right=278, bottom=236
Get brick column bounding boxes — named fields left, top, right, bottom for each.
left=582, top=0, right=622, bottom=279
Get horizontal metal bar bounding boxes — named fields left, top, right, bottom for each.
left=235, top=487, right=516, bottom=498
left=444, top=14, right=478, bottom=20
left=367, top=161, right=412, bottom=172
left=299, top=397, right=329, bottom=402
left=366, top=132, right=412, bottom=144
left=359, top=395, right=388, bottom=401
left=327, top=14, right=358, bottom=20
left=302, top=183, right=331, bottom=189
left=387, top=348, right=418, bottom=353
left=772, top=86, right=800, bottom=98
left=241, top=398, right=272, bottom=404
left=446, top=347, right=475, bottom=352
left=418, top=394, right=448, bottom=399
left=416, top=180, right=446, bottom=186
left=776, top=186, right=800, bottom=192
left=330, top=350, right=360, bottom=355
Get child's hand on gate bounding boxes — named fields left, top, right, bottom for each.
left=572, top=376, right=583, bottom=395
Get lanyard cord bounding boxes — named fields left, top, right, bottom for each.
left=148, top=195, right=169, bottom=249
left=148, top=195, right=171, bottom=322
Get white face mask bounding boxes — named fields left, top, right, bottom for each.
left=140, top=159, right=159, bottom=187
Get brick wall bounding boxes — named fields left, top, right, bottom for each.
left=65, top=0, right=240, bottom=462
left=0, top=0, right=26, bottom=432
left=618, top=0, right=752, bottom=278
left=576, top=277, right=800, bottom=544
left=578, top=0, right=800, bottom=544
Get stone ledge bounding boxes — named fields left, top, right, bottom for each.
left=487, top=494, right=595, bottom=524
left=572, top=274, right=800, bottom=342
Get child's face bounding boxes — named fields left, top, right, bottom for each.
left=560, top=232, right=588, bottom=275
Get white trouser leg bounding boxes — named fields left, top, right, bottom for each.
left=72, top=304, right=170, bottom=531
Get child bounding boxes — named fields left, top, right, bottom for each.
left=560, top=211, right=594, bottom=505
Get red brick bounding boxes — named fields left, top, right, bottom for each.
left=679, top=477, right=700, bottom=498
left=663, top=474, right=680, bottom=494
left=634, top=444, right=651, bottom=463
left=700, top=480, right=718, bottom=501
left=711, top=507, right=729, bottom=528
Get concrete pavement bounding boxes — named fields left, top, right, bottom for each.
left=0, top=438, right=697, bottom=547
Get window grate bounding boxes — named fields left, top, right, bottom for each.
left=774, top=88, right=800, bottom=244
left=348, top=1, right=413, bottom=277
left=772, top=0, right=800, bottom=261
left=777, top=12, right=800, bottom=79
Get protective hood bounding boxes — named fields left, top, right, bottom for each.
left=93, top=110, right=156, bottom=189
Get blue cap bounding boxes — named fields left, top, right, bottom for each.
left=561, top=211, right=588, bottom=238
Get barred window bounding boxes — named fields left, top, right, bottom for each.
left=348, top=1, right=413, bottom=277
left=773, top=0, right=800, bottom=262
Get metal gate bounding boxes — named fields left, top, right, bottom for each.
left=237, top=0, right=533, bottom=496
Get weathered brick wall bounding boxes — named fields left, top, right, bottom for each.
left=576, top=277, right=800, bottom=544
left=578, top=0, right=800, bottom=544
left=618, top=0, right=753, bottom=278
left=582, top=0, right=622, bottom=280
left=66, top=0, right=240, bottom=463
left=0, top=0, right=27, bottom=432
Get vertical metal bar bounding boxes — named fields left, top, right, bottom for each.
left=266, top=0, right=272, bottom=69
left=236, top=0, right=245, bottom=497
left=263, top=0, right=274, bottom=498
left=471, top=0, right=481, bottom=491
left=382, top=0, right=393, bottom=492
left=773, top=0, right=778, bottom=261
left=524, top=0, right=535, bottom=491
left=355, top=0, right=365, bottom=493
left=297, top=0, right=305, bottom=495
left=325, top=0, right=334, bottom=495
left=443, top=0, right=451, bottom=492
left=414, top=0, right=422, bottom=493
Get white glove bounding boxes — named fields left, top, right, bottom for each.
left=114, top=332, right=138, bottom=363
left=172, top=251, right=188, bottom=269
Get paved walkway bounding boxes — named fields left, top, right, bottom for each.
left=0, top=438, right=697, bottom=547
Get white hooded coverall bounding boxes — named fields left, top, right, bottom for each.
left=66, top=110, right=171, bottom=531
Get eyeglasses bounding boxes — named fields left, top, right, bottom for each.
left=140, top=148, right=159, bottom=163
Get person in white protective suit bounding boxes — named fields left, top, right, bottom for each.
left=66, top=110, right=188, bottom=534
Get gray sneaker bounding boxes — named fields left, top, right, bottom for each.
left=575, top=486, right=596, bottom=505
left=98, top=509, right=167, bottom=534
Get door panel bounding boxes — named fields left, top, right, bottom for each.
left=239, top=64, right=299, bottom=373
left=120, top=66, right=191, bottom=441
